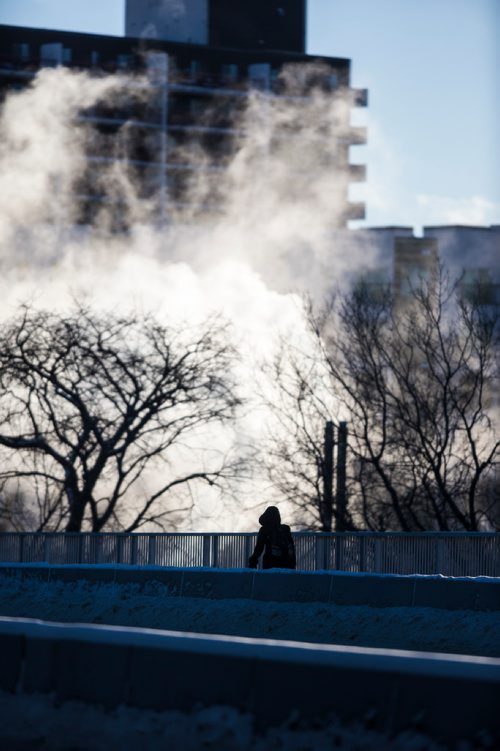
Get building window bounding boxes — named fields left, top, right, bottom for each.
left=222, top=64, right=238, bottom=82
left=13, top=43, right=30, bottom=61
left=118, top=54, right=132, bottom=68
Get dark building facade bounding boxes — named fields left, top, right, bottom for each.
left=125, top=0, right=307, bottom=52
left=0, top=1, right=367, bottom=227
left=208, top=0, right=307, bottom=52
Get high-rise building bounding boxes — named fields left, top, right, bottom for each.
left=0, top=0, right=367, bottom=228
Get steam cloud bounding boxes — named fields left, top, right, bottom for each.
left=0, top=63, right=362, bottom=531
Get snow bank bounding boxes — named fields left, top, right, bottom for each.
left=0, top=571, right=499, bottom=656
left=2, top=563, right=499, bottom=612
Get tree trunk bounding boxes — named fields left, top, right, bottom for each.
left=65, top=488, right=86, bottom=532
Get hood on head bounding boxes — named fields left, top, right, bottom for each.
left=259, top=505, right=281, bottom=527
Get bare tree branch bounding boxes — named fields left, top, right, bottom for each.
left=0, top=304, right=242, bottom=532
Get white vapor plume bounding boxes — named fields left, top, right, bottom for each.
left=0, top=69, right=119, bottom=248
left=0, top=64, right=362, bottom=531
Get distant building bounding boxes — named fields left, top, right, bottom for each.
left=344, top=225, right=499, bottom=307
left=0, top=0, right=367, bottom=227
left=393, top=235, right=438, bottom=303
left=423, top=225, right=500, bottom=305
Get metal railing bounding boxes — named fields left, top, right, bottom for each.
left=0, top=532, right=498, bottom=577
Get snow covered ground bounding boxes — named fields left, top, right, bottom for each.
left=0, top=572, right=498, bottom=656
left=0, top=571, right=498, bottom=750
left=0, top=688, right=486, bottom=751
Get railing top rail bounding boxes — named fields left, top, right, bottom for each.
left=0, top=531, right=498, bottom=538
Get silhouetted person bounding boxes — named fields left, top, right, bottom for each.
left=248, top=505, right=296, bottom=570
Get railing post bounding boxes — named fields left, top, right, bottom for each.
left=435, top=536, right=444, bottom=574
left=26, top=534, right=32, bottom=563
left=19, top=534, right=24, bottom=564
left=202, top=535, right=211, bottom=567
left=244, top=536, right=251, bottom=568
left=324, top=535, right=331, bottom=570
left=315, top=536, right=324, bottom=570
left=359, top=535, right=365, bottom=573
left=131, top=535, right=138, bottom=565
left=116, top=535, right=123, bottom=565
left=374, top=537, right=381, bottom=573
left=148, top=535, right=156, bottom=566
left=335, top=534, right=344, bottom=570
left=212, top=535, right=219, bottom=568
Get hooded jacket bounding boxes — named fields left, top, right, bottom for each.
left=248, top=506, right=296, bottom=570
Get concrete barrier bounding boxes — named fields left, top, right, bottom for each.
left=0, top=616, right=499, bottom=742
left=1, top=563, right=499, bottom=611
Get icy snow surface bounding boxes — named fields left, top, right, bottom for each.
left=0, top=571, right=498, bottom=750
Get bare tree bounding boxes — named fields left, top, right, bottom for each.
left=0, top=305, right=241, bottom=532
left=328, top=270, right=499, bottom=530
left=263, top=270, right=500, bottom=531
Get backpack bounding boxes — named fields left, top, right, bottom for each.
left=268, top=525, right=295, bottom=566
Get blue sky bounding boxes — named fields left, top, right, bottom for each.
left=0, top=0, right=498, bottom=232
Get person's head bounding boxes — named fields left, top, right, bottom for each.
left=259, top=505, right=281, bottom=527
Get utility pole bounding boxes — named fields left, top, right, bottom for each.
left=322, top=420, right=334, bottom=531
left=336, top=421, right=348, bottom=531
